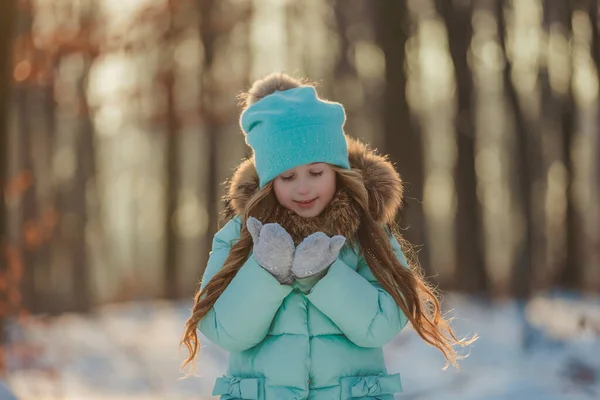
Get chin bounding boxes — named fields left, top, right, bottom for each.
left=294, top=207, right=323, bottom=218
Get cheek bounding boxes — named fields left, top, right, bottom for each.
left=273, top=181, right=290, bottom=204
left=273, top=181, right=283, bottom=201
left=320, top=174, right=336, bottom=201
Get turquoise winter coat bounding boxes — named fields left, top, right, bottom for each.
left=198, top=138, right=410, bottom=400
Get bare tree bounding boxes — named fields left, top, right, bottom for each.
left=540, top=0, right=577, bottom=290
left=198, top=0, right=220, bottom=274
left=70, top=64, right=95, bottom=312
left=373, top=0, right=430, bottom=274
left=560, top=91, right=578, bottom=290
left=0, top=2, right=14, bottom=130
left=0, top=2, right=15, bottom=139
left=589, top=0, right=600, bottom=85
left=496, top=0, right=537, bottom=298
left=0, top=0, right=17, bottom=345
left=50, top=6, right=98, bottom=313
left=333, top=0, right=358, bottom=78
left=586, top=0, right=600, bottom=290
left=164, top=1, right=182, bottom=300
left=14, top=80, right=38, bottom=313
left=12, top=1, right=46, bottom=314
left=436, top=0, right=487, bottom=293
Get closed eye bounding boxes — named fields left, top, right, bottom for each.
left=310, top=171, right=323, bottom=177
left=280, top=175, right=295, bottom=181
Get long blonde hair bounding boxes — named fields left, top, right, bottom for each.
left=180, top=73, right=476, bottom=373
left=180, top=166, right=475, bottom=372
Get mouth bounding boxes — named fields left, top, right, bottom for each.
left=293, top=198, right=318, bottom=209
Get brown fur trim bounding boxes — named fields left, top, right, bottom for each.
left=346, top=137, right=404, bottom=225
left=221, top=137, right=404, bottom=234
left=250, top=188, right=361, bottom=245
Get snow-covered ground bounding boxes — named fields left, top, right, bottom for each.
left=2, top=292, right=599, bottom=399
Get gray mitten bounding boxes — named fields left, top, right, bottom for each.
left=291, top=232, right=346, bottom=279
left=247, top=217, right=295, bottom=284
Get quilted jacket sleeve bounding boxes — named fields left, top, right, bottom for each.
left=306, top=233, right=410, bottom=348
left=197, top=216, right=293, bottom=352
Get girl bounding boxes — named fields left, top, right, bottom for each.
left=181, top=73, right=473, bottom=399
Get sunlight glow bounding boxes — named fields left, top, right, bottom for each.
left=95, top=105, right=125, bottom=137
left=547, top=26, right=571, bottom=95
left=572, top=10, right=600, bottom=105
left=174, top=190, right=207, bottom=239
left=174, top=36, right=203, bottom=70
left=545, top=161, right=567, bottom=230
left=249, top=0, right=287, bottom=78
left=353, top=41, right=385, bottom=79
left=135, top=178, right=165, bottom=241
left=53, top=147, right=77, bottom=183
left=423, top=171, right=456, bottom=219
left=471, top=3, right=519, bottom=294
left=101, top=0, right=159, bottom=17
left=88, top=55, right=138, bottom=101
left=419, top=19, right=455, bottom=107
left=475, top=147, right=502, bottom=183
left=404, top=0, right=458, bottom=282
left=505, top=0, right=542, bottom=97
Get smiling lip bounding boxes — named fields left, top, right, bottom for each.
left=294, top=198, right=317, bottom=208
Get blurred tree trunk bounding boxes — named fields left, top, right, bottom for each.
left=496, top=0, right=536, bottom=298
left=164, top=72, right=179, bottom=300
left=436, top=0, right=487, bottom=293
left=333, top=1, right=355, bottom=77
left=50, top=6, right=97, bottom=313
left=374, top=0, right=430, bottom=274
left=330, top=0, right=352, bottom=126
left=0, top=2, right=14, bottom=137
left=560, top=90, right=578, bottom=289
left=0, top=1, right=14, bottom=140
left=590, top=0, right=600, bottom=85
left=536, top=1, right=556, bottom=289
left=14, top=3, right=44, bottom=314
left=164, top=4, right=180, bottom=300
left=198, top=0, right=219, bottom=273
left=333, top=0, right=381, bottom=147
left=0, top=0, right=17, bottom=345
left=51, top=70, right=93, bottom=314
left=332, top=0, right=359, bottom=94
left=587, top=0, right=600, bottom=289
left=34, top=10, right=97, bottom=315
left=40, top=70, right=57, bottom=299
left=69, top=69, right=94, bottom=313
left=32, top=80, right=57, bottom=313
left=15, top=84, right=39, bottom=312
left=541, top=1, right=577, bottom=289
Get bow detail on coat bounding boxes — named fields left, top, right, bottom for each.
left=340, top=373, right=402, bottom=399
left=212, top=376, right=260, bottom=399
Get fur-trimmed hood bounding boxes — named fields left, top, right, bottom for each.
left=222, top=137, right=404, bottom=243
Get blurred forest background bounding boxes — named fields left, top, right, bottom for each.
left=0, top=0, right=599, bottom=397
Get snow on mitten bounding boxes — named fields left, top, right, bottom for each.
left=246, top=217, right=295, bottom=284
left=291, top=232, right=346, bottom=281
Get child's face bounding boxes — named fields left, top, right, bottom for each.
left=273, top=162, right=336, bottom=218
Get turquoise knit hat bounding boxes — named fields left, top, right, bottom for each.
left=241, top=86, right=350, bottom=187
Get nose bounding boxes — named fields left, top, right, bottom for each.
left=296, top=177, right=310, bottom=195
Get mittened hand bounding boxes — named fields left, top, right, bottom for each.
left=247, top=217, right=295, bottom=284
left=291, top=232, right=346, bottom=279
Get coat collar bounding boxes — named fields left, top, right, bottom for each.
left=222, top=137, right=404, bottom=244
